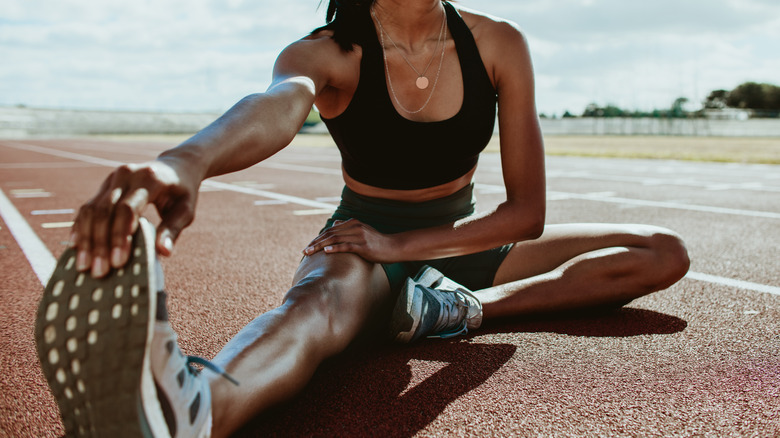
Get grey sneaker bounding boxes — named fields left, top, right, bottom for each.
left=36, top=218, right=234, bottom=437
left=390, top=266, right=483, bottom=343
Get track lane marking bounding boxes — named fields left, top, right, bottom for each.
left=0, top=188, right=56, bottom=285
left=3, top=140, right=779, bottom=296
left=685, top=272, right=780, bottom=296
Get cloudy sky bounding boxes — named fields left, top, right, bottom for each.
left=2, top=0, right=779, bottom=116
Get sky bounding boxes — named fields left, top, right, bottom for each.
left=2, top=0, right=779, bottom=116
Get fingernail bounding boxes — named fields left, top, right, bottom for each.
left=111, top=247, right=123, bottom=267
left=67, top=233, right=77, bottom=248
left=92, top=257, right=107, bottom=278
left=324, top=246, right=333, bottom=253
left=76, top=251, right=90, bottom=271
left=163, top=235, right=174, bottom=252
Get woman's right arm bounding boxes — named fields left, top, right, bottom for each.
left=71, top=33, right=346, bottom=278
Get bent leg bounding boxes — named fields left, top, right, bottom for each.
left=479, top=223, right=690, bottom=319
left=206, top=252, right=391, bottom=437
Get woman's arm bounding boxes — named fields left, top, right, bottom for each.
left=72, top=34, right=347, bottom=277
left=305, top=18, right=545, bottom=262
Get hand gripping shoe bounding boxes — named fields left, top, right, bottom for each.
left=36, top=218, right=236, bottom=437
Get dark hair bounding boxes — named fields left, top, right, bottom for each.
left=313, top=0, right=376, bottom=51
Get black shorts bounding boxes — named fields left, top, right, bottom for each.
left=320, top=184, right=513, bottom=293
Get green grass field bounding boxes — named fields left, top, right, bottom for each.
left=293, top=133, right=780, bottom=164
left=88, top=133, right=779, bottom=165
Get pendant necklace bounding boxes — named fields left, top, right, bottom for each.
left=372, top=6, right=447, bottom=113
left=372, top=7, right=446, bottom=90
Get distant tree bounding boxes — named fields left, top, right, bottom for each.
left=582, top=103, right=601, bottom=117
left=562, top=110, right=574, bottom=118
left=670, top=97, right=689, bottom=118
left=704, top=90, right=729, bottom=109
left=726, top=82, right=780, bottom=110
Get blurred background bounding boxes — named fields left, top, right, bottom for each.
left=1, top=0, right=779, bottom=137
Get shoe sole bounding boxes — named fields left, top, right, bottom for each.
left=413, top=266, right=443, bottom=288
left=388, top=278, right=424, bottom=343
left=35, top=218, right=169, bottom=437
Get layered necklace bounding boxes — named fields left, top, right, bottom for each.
left=371, top=5, right=447, bottom=114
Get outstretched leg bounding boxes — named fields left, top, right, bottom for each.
left=207, top=252, right=392, bottom=437
left=478, top=223, right=690, bottom=319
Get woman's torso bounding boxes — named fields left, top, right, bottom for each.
left=315, top=3, right=498, bottom=202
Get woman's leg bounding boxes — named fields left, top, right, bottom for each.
left=206, top=252, right=392, bottom=437
left=477, top=223, right=690, bottom=319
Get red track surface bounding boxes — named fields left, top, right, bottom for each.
left=1, top=137, right=778, bottom=437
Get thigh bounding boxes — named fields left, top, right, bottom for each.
left=493, top=223, right=673, bottom=285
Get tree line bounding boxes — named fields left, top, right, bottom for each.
left=552, top=82, right=780, bottom=119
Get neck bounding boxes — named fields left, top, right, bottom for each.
left=372, top=0, right=445, bottom=48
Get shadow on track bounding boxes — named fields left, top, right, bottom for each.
left=234, top=342, right=517, bottom=437
left=482, top=307, right=688, bottom=338
left=234, top=307, right=685, bottom=437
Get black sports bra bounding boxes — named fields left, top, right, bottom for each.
left=321, top=2, right=497, bottom=190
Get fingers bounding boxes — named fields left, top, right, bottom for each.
left=303, top=219, right=363, bottom=256
left=155, top=196, right=195, bottom=257
left=70, top=161, right=194, bottom=277
left=109, top=187, right=149, bottom=268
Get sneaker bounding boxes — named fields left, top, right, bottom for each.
left=152, top=291, right=238, bottom=438
left=389, top=266, right=483, bottom=343
left=35, top=218, right=235, bottom=437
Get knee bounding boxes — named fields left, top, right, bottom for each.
left=281, top=269, right=368, bottom=354
left=644, top=227, right=690, bottom=288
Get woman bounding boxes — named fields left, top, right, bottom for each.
left=36, top=0, right=690, bottom=436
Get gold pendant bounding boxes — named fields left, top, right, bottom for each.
left=415, top=76, right=429, bottom=90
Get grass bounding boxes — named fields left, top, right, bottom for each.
left=78, top=132, right=779, bottom=165
left=481, top=134, right=780, bottom=164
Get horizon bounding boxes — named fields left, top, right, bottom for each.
left=2, top=0, right=779, bottom=116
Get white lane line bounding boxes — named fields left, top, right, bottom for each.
left=0, top=188, right=56, bottom=285
left=259, top=162, right=341, bottom=175
left=473, top=184, right=780, bottom=220
left=2, top=141, right=124, bottom=167
left=11, top=140, right=777, bottom=220
left=0, top=162, right=98, bottom=169
left=541, top=169, right=780, bottom=193
left=203, top=180, right=337, bottom=209
left=41, top=222, right=74, bottom=229
left=6, top=140, right=779, bottom=297
left=32, top=209, right=75, bottom=216
left=253, top=200, right=288, bottom=206
left=557, top=191, right=780, bottom=220
left=293, top=208, right=337, bottom=216
left=686, top=271, right=780, bottom=296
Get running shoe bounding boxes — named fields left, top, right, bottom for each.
left=35, top=218, right=235, bottom=437
left=389, top=266, right=483, bottom=343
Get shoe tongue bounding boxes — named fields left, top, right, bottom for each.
left=156, top=291, right=169, bottom=321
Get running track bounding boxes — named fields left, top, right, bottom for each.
left=1, top=136, right=778, bottom=437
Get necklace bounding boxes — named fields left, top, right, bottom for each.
left=372, top=6, right=447, bottom=114
left=373, top=7, right=446, bottom=90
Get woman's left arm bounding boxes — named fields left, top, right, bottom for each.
left=305, top=19, right=545, bottom=262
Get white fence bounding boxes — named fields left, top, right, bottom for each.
left=0, top=107, right=221, bottom=138
left=2, top=106, right=779, bottom=138
left=537, top=117, right=780, bottom=137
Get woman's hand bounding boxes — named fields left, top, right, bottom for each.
left=69, top=158, right=201, bottom=278
left=303, top=219, right=403, bottom=263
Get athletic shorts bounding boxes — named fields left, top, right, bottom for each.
left=319, top=184, right=514, bottom=293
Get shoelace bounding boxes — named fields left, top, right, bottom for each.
left=187, top=356, right=240, bottom=386
left=428, top=289, right=472, bottom=339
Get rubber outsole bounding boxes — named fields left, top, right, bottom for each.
left=34, top=219, right=167, bottom=437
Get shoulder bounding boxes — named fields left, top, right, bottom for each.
left=273, top=30, right=362, bottom=93
left=454, top=4, right=528, bottom=47
left=452, top=5, right=532, bottom=88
